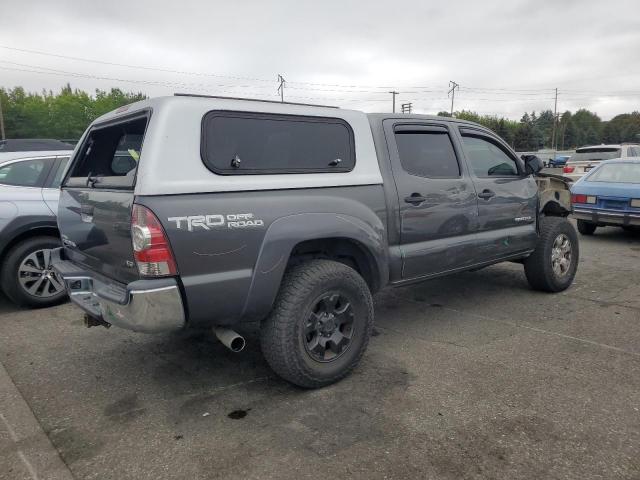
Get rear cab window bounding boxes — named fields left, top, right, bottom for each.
left=64, top=114, right=149, bottom=189
left=587, top=163, right=640, bottom=183
left=201, top=111, right=355, bottom=174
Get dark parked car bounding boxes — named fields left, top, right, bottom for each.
left=549, top=155, right=571, bottom=167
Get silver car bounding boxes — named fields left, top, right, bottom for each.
left=563, top=144, right=640, bottom=182
left=0, top=149, right=72, bottom=307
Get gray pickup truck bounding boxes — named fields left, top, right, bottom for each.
left=53, top=95, right=577, bottom=388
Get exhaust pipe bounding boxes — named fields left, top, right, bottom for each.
left=214, top=327, right=245, bottom=352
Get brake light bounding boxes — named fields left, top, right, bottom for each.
left=572, top=194, right=597, bottom=204
left=131, top=204, right=177, bottom=277
left=563, top=166, right=575, bottom=173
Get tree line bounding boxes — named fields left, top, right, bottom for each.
left=438, top=108, right=640, bottom=151
left=0, top=85, right=146, bottom=140
left=1, top=85, right=639, bottom=151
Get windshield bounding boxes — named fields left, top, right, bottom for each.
left=569, top=148, right=621, bottom=163
left=587, top=163, right=640, bottom=183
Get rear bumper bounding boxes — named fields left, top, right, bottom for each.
left=572, top=208, right=640, bottom=227
left=51, top=248, right=185, bottom=333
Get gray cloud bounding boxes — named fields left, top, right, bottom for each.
left=1, top=0, right=639, bottom=119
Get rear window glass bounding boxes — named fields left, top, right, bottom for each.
left=570, top=148, right=621, bottom=163
left=587, top=163, right=640, bottom=183
left=201, top=111, right=355, bottom=174
left=0, top=158, right=52, bottom=187
left=65, top=115, right=148, bottom=188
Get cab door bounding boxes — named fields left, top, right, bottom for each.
left=383, top=120, right=479, bottom=279
left=456, top=127, right=538, bottom=260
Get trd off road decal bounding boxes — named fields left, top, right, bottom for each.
left=167, top=213, right=265, bottom=231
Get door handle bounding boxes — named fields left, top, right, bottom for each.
left=477, top=189, right=495, bottom=200
left=404, top=193, right=427, bottom=205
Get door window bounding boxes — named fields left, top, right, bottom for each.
left=461, top=133, right=519, bottom=177
left=394, top=128, right=460, bottom=178
left=0, top=158, right=52, bottom=187
left=50, top=157, right=70, bottom=188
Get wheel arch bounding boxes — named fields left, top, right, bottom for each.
left=0, top=217, right=60, bottom=266
left=540, top=199, right=571, bottom=217
left=241, top=212, right=388, bottom=321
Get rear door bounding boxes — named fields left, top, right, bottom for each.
left=58, top=113, right=149, bottom=283
left=0, top=156, right=56, bottom=218
left=457, top=127, right=537, bottom=260
left=383, top=120, right=479, bottom=279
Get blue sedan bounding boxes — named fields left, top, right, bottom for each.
left=570, top=158, right=640, bottom=235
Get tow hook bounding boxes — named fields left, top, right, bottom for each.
left=214, top=327, right=245, bottom=352
left=83, top=314, right=111, bottom=329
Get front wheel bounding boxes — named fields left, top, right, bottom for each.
left=260, top=259, right=374, bottom=388
left=524, top=217, right=579, bottom=292
left=1, top=236, right=67, bottom=308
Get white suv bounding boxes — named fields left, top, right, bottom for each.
left=563, top=144, right=640, bottom=181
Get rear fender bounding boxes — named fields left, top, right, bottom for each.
left=242, top=212, right=388, bottom=320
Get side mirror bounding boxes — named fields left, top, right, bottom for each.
left=521, top=154, right=544, bottom=175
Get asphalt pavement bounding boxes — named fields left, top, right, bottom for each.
left=0, top=224, right=639, bottom=479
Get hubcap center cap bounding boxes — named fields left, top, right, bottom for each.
left=319, top=314, right=336, bottom=334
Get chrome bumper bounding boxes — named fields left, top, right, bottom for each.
left=573, top=208, right=640, bottom=227
left=51, top=248, right=185, bottom=333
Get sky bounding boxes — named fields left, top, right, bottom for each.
left=1, top=0, right=639, bottom=120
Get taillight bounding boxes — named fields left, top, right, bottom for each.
left=571, top=194, right=597, bottom=204
left=131, top=204, right=177, bottom=277
left=563, top=166, right=575, bottom=173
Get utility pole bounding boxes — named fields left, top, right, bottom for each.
left=0, top=95, right=5, bottom=140
left=448, top=81, right=459, bottom=116
left=401, top=102, right=412, bottom=114
left=277, top=74, right=286, bottom=103
left=550, top=87, right=558, bottom=151
left=388, top=91, right=399, bottom=113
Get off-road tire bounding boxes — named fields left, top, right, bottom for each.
left=1, top=236, right=67, bottom=308
left=524, top=216, right=579, bottom=292
left=577, top=219, right=597, bottom=235
left=260, top=259, right=374, bottom=388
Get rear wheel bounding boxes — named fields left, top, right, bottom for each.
left=260, top=259, right=374, bottom=388
left=524, top=217, right=579, bottom=292
left=577, top=219, right=597, bottom=235
left=1, top=236, right=67, bottom=308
